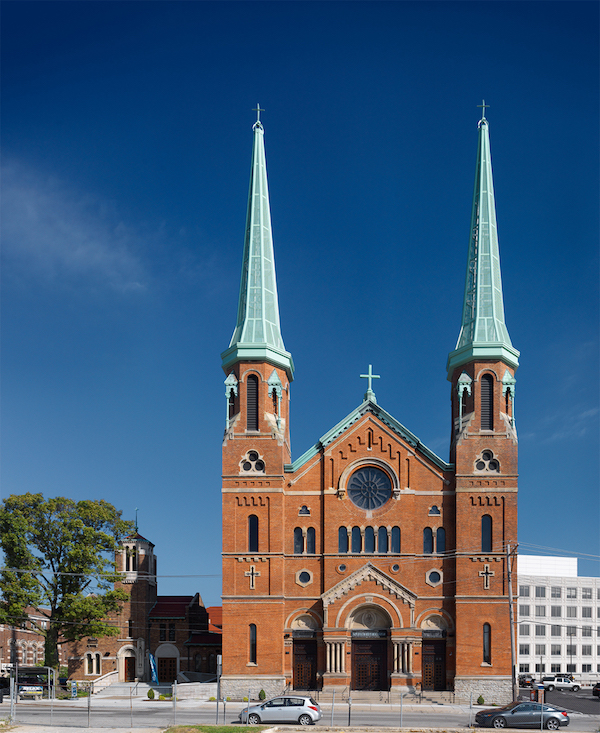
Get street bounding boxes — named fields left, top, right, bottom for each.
left=2, top=697, right=599, bottom=731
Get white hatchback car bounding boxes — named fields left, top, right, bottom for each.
left=239, top=694, right=322, bottom=725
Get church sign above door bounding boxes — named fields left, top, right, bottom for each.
left=422, top=629, right=446, bottom=639
left=351, top=630, right=387, bottom=639
left=292, top=630, right=316, bottom=638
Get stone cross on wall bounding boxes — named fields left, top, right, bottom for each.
left=479, top=564, right=495, bottom=590
left=245, top=565, right=261, bottom=589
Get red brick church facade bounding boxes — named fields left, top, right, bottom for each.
left=221, top=110, right=519, bottom=702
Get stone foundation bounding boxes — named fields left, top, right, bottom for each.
left=219, top=675, right=286, bottom=700
left=454, top=676, right=512, bottom=705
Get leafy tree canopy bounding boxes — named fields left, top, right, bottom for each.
left=0, top=493, right=134, bottom=667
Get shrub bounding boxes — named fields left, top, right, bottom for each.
left=209, top=696, right=216, bottom=701
left=243, top=696, right=248, bottom=702
left=477, top=695, right=485, bottom=705
left=159, top=694, right=166, bottom=700
left=259, top=689, right=266, bottom=700
left=147, top=689, right=155, bottom=700
left=226, top=696, right=231, bottom=701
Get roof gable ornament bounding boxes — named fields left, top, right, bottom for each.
left=322, top=562, right=417, bottom=611
left=360, top=364, right=380, bottom=403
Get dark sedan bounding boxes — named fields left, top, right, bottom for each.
left=592, top=682, right=600, bottom=698
left=476, top=701, right=569, bottom=729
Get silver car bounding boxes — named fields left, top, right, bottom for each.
left=476, top=701, right=569, bottom=729
left=239, top=694, right=322, bottom=725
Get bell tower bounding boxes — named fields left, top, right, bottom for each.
left=448, top=105, right=520, bottom=701
left=220, top=109, right=293, bottom=692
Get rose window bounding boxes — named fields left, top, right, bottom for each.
left=475, top=450, right=500, bottom=472
left=347, top=467, right=391, bottom=510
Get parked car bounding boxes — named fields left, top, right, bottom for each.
left=592, top=682, right=600, bottom=698
left=476, top=701, right=569, bottom=729
left=239, top=695, right=322, bottom=725
left=542, top=676, right=580, bottom=692
left=519, top=674, right=536, bottom=687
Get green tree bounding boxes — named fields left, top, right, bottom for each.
left=0, top=493, right=134, bottom=668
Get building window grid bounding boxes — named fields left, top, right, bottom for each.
left=550, top=606, right=561, bottom=617
left=519, top=586, right=530, bottom=598
left=535, top=586, right=546, bottom=598
left=551, top=587, right=561, bottom=599
left=535, top=606, right=546, bottom=617
left=582, top=588, right=592, bottom=600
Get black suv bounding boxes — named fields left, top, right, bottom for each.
left=519, top=673, right=536, bottom=687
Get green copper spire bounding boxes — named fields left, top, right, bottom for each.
left=221, top=109, right=294, bottom=380
left=447, top=106, right=519, bottom=377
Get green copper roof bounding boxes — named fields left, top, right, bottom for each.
left=447, top=109, right=519, bottom=377
left=222, top=113, right=294, bottom=379
left=285, top=398, right=452, bottom=474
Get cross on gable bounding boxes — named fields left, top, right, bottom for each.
left=245, top=565, right=261, bottom=589
left=479, top=564, right=495, bottom=590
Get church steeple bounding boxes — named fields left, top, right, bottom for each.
left=221, top=109, right=294, bottom=381
left=447, top=105, right=519, bottom=378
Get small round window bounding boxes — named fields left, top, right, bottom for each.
left=298, top=571, right=310, bottom=584
left=348, top=467, right=392, bottom=510
left=337, top=564, right=347, bottom=573
left=429, top=571, right=441, bottom=583
left=391, top=564, right=400, bottom=573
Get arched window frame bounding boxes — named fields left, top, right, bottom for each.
left=248, top=514, right=259, bottom=552
left=293, top=527, right=304, bottom=554
left=246, top=374, right=259, bottom=431
left=481, top=514, right=493, bottom=552
left=391, top=526, right=401, bottom=554
left=480, top=373, right=494, bottom=431
left=378, top=526, right=388, bottom=553
left=423, top=527, right=433, bottom=554
left=483, top=622, right=492, bottom=664
left=338, top=527, right=348, bottom=553
left=249, top=623, right=257, bottom=664
left=436, top=527, right=446, bottom=554
left=351, top=526, right=362, bottom=553
left=306, top=527, right=316, bottom=554
left=364, top=526, right=375, bottom=553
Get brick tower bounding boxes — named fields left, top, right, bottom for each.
left=447, top=107, right=519, bottom=701
left=220, top=109, right=294, bottom=696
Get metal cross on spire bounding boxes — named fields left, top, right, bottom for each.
left=253, top=103, right=265, bottom=122
left=478, top=99, right=490, bottom=120
left=360, top=364, right=380, bottom=404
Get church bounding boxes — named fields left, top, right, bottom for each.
left=220, top=108, right=519, bottom=703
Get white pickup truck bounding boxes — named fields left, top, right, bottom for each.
left=542, top=676, right=580, bottom=692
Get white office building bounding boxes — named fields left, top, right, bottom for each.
left=517, top=556, right=600, bottom=684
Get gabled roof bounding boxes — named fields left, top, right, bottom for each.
left=322, top=562, right=417, bottom=608
left=285, top=398, right=452, bottom=473
left=123, top=532, right=154, bottom=546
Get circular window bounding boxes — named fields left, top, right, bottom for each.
left=429, top=571, right=441, bottom=583
left=347, top=467, right=392, bottom=510
left=248, top=451, right=259, bottom=462
left=255, top=460, right=265, bottom=471
left=489, top=460, right=499, bottom=471
left=476, top=461, right=486, bottom=470
left=298, top=571, right=311, bottom=584
left=243, top=461, right=252, bottom=471
left=482, top=451, right=493, bottom=461
left=391, top=564, right=400, bottom=573
left=337, top=564, right=347, bottom=573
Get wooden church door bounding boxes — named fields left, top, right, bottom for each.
left=293, top=641, right=317, bottom=689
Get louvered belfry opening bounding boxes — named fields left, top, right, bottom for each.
left=480, top=374, right=493, bottom=430
left=246, top=374, right=259, bottom=430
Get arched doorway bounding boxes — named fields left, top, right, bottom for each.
left=421, top=615, right=448, bottom=691
left=154, top=643, right=180, bottom=683
left=118, top=647, right=137, bottom=682
left=291, top=615, right=318, bottom=690
left=349, top=605, right=391, bottom=691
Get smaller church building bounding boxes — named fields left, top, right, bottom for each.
left=67, top=532, right=222, bottom=684
left=220, top=108, right=520, bottom=702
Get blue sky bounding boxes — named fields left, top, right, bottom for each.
left=1, top=1, right=598, bottom=607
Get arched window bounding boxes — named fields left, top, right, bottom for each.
left=481, top=515, right=492, bottom=552
left=248, top=514, right=259, bottom=552
left=378, top=526, right=388, bottom=553
left=338, top=527, right=348, bottom=553
left=249, top=624, right=257, bottom=664
left=423, top=527, right=433, bottom=554
left=481, top=374, right=494, bottom=430
left=306, top=527, right=315, bottom=554
left=351, top=526, right=362, bottom=553
left=294, top=527, right=304, bottom=554
left=86, top=653, right=93, bottom=674
left=247, top=375, right=259, bottom=431
left=436, top=527, right=446, bottom=554
left=391, top=526, right=401, bottom=553
left=483, top=623, right=491, bottom=664
left=95, top=653, right=101, bottom=675
left=364, top=526, right=375, bottom=553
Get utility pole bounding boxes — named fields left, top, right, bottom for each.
left=506, top=543, right=518, bottom=701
